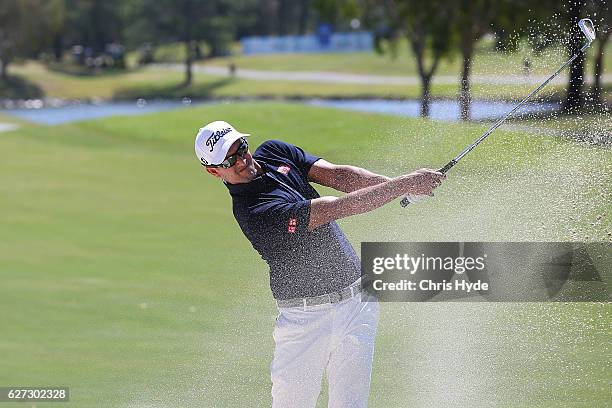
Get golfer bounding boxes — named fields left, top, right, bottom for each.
left=195, top=121, right=445, bottom=407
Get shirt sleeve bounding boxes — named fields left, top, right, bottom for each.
left=290, top=143, right=320, bottom=176
left=249, top=197, right=311, bottom=236
left=259, top=140, right=320, bottom=178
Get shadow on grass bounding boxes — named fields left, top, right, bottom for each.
left=112, top=77, right=236, bottom=100
left=0, top=75, right=44, bottom=99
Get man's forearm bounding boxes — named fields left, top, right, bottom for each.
left=320, top=165, right=391, bottom=193
left=308, top=174, right=414, bottom=230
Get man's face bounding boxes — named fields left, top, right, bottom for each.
left=206, top=138, right=259, bottom=184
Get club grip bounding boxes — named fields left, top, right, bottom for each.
left=400, top=194, right=426, bottom=207
left=438, top=159, right=456, bottom=174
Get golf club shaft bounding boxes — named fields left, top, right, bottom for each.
left=400, top=33, right=592, bottom=208
left=440, top=46, right=587, bottom=174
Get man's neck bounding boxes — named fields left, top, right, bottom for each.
left=253, top=159, right=264, bottom=177
left=223, top=159, right=265, bottom=186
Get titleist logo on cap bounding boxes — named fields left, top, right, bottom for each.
left=205, top=128, right=232, bottom=152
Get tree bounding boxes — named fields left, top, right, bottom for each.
left=127, top=0, right=252, bottom=86
left=62, top=0, right=127, bottom=53
left=277, top=0, right=292, bottom=35
left=126, top=0, right=196, bottom=85
left=387, top=0, right=455, bottom=117
left=563, top=0, right=587, bottom=112
left=517, top=0, right=593, bottom=113
left=452, top=0, right=497, bottom=120
left=250, top=0, right=277, bottom=36
left=312, top=0, right=341, bottom=26
left=0, top=1, right=22, bottom=79
left=298, top=0, right=312, bottom=35
left=277, top=0, right=313, bottom=35
left=492, top=0, right=596, bottom=112
left=587, top=0, right=610, bottom=106
left=40, top=0, right=131, bottom=70
left=453, top=0, right=553, bottom=120
left=0, top=0, right=60, bottom=80
left=46, top=0, right=67, bottom=62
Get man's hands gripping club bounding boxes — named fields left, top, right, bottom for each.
left=308, top=165, right=445, bottom=231
left=402, top=169, right=445, bottom=195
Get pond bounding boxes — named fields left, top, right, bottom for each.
left=305, top=99, right=560, bottom=122
left=1, top=98, right=559, bottom=126
left=1, top=99, right=192, bottom=125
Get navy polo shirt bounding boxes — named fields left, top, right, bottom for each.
left=226, top=140, right=361, bottom=300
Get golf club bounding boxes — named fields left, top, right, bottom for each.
left=400, top=18, right=596, bottom=207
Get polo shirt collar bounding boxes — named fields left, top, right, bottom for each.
left=225, top=161, right=272, bottom=197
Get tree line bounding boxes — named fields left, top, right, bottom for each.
left=368, top=0, right=609, bottom=116
left=0, top=0, right=608, bottom=118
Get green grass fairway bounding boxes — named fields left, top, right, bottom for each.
left=9, top=61, right=565, bottom=102
left=10, top=62, right=188, bottom=99
left=4, top=38, right=611, bottom=101
left=137, top=38, right=612, bottom=79
left=0, top=103, right=610, bottom=407
left=9, top=43, right=610, bottom=102
left=205, top=41, right=612, bottom=78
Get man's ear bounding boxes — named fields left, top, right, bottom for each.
left=206, top=167, right=221, bottom=178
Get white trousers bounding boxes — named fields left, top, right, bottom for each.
left=271, top=292, right=379, bottom=408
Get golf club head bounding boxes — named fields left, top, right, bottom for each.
left=578, top=18, right=596, bottom=44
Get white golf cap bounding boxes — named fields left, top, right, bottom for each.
left=194, top=120, right=250, bottom=166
